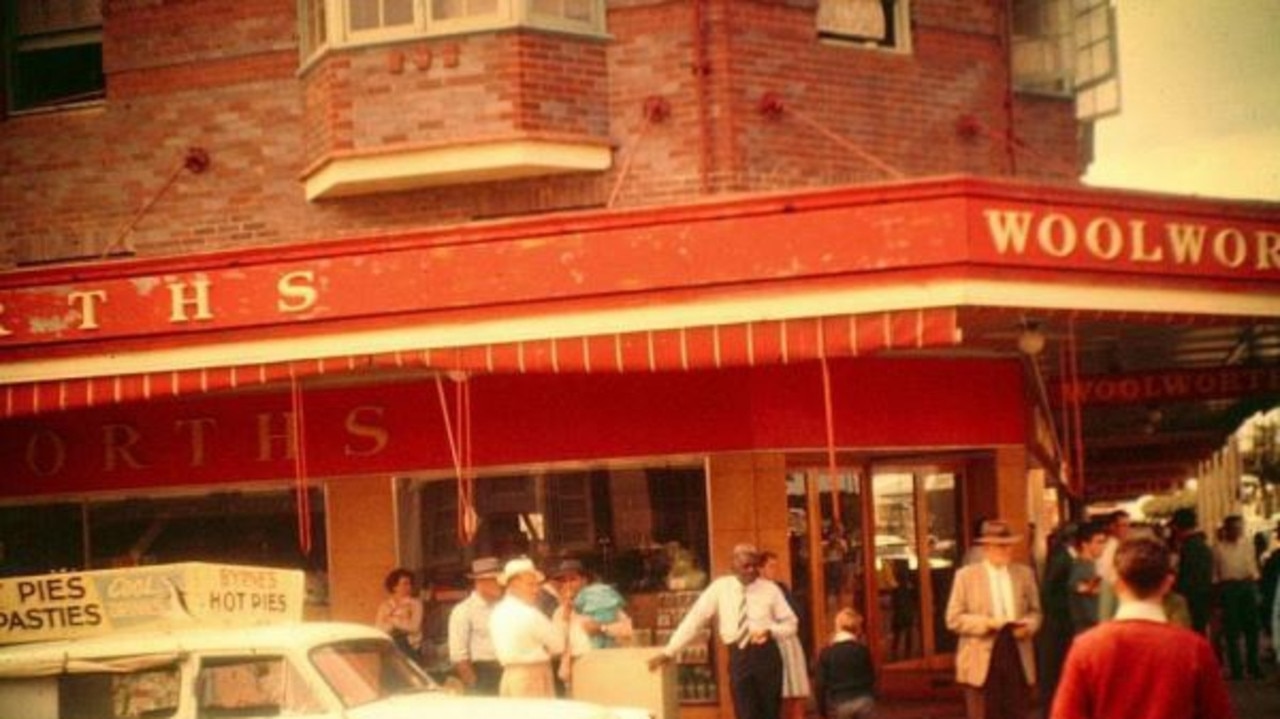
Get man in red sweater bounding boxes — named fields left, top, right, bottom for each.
left=1050, top=536, right=1234, bottom=719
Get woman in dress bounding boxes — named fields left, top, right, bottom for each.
left=375, top=567, right=424, bottom=663
left=760, top=550, right=812, bottom=719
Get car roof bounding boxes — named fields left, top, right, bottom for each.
left=0, top=621, right=386, bottom=673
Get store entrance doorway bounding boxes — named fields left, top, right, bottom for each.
left=786, top=457, right=972, bottom=693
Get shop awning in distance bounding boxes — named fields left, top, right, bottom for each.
left=1, top=174, right=1277, bottom=419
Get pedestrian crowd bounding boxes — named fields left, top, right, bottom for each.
left=367, top=512, right=1280, bottom=719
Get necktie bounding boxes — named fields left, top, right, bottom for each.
left=733, top=591, right=749, bottom=648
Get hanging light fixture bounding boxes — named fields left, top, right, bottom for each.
left=1018, top=321, right=1047, bottom=356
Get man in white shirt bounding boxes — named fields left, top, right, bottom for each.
left=1213, top=514, right=1262, bottom=680
left=647, top=543, right=798, bottom=719
left=946, top=519, right=1042, bottom=719
left=489, top=557, right=566, bottom=698
left=448, top=556, right=504, bottom=695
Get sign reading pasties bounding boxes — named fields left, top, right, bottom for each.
left=0, top=563, right=304, bottom=645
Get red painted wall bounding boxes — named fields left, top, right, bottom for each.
left=0, top=357, right=1026, bottom=499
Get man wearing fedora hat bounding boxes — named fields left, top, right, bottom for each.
left=448, top=556, right=505, bottom=695
left=946, top=519, right=1042, bottom=719
left=489, top=557, right=567, bottom=698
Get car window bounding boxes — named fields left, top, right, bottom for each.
left=196, top=656, right=324, bottom=717
left=309, top=639, right=434, bottom=708
left=54, top=666, right=181, bottom=719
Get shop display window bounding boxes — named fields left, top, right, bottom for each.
left=411, top=462, right=716, bottom=702
left=0, top=489, right=329, bottom=605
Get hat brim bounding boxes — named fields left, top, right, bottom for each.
left=499, top=569, right=546, bottom=586
left=468, top=571, right=502, bottom=579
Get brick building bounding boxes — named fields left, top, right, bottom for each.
left=2, top=0, right=1278, bottom=709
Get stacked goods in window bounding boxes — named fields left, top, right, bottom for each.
left=653, top=589, right=718, bottom=704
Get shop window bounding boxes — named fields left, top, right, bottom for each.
left=0, top=502, right=84, bottom=577
left=817, top=0, right=910, bottom=51
left=412, top=464, right=710, bottom=670
left=300, top=0, right=606, bottom=61
left=2, top=0, right=105, bottom=114
left=84, top=489, right=329, bottom=605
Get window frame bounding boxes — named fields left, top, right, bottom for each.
left=2, top=0, right=106, bottom=115
left=816, top=0, right=912, bottom=53
left=299, top=0, right=607, bottom=64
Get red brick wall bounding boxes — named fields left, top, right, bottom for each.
left=0, top=0, right=1081, bottom=266
left=300, top=31, right=610, bottom=170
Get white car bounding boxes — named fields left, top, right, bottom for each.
left=0, top=621, right=647, bottom=719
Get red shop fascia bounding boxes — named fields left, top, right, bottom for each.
left=2, top=175, right=1279, bottom=498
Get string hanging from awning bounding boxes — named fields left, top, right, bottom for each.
left=436, top=373, right=478, bottom=546
left=289, top=373, right=314, bottom=556
left=820, top=357, right=842, bottom=527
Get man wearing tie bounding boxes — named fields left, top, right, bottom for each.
left=946, top=519, right=1042, bottom=719
left=648, top=543, right=798, bottom=719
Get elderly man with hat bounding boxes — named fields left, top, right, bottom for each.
left=447, top=556, right=504, bottom=695
left=489, top=557, right=567, bottom=698
left=946, top=519, right=1042, bottom=719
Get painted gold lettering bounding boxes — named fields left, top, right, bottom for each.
left=1256, top=231, right=1280, bottom=270
left=1165, top=224, right=1207, bottom=264
left=1084, top=216, right=1124, bottom=260
left=175, top=417, right=218, bottom=468
left=1212, top=228, right=1246, bottom=268
left=277, top=270, right=319, bottom=314
left=256, top=412, right=295, bottom=462
left=25, top=429, right=67, bottom=476
left=1127, top=220, right=1162, bottom=262
left=1036, top=213, right=1077, bottom=258
left=344, top=406, right=389, bottom=457
left=983, top=209, right=1034, bottom=254
left=67, top=290, right=108, bottom=330
left=168, top=279, right=213, bottom=323
left=0, top=302, right=12, bottom=337
left=103, top=424, right=148, bottom=471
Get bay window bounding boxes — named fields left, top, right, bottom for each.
left=299, top=0, right=606, bottom=60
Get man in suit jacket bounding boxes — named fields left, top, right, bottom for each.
left=946, top=519, right=1042, bottom=719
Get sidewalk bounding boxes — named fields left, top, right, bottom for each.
left=864, top=675, right=1280, bottom=719
left=1228, top=675, right=1280, bottom=718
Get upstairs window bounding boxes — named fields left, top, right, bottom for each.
left=3, top=0, right=104, bottom=114
left=300, top=0, right=605, bottom=61
left=1011, top=0, right=1120, bottom=121
left=817, top=0, right=910, bottom=51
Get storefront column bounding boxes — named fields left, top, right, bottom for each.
left=325, top=476, right=398, bottom=623
left=703, top=452, right=790, bottom=719
left=706, top=452, right=790, bottom=572
left=994, top=446, right=1032, bottom=561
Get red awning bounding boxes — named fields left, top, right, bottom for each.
left=2, top=308, right=958, bottom=419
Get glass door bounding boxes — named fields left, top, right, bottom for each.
left=870, top=465, right=963, bottom=669
left=786, top=467, right=866, bottom=658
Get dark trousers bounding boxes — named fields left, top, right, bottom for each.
left=728, top=638, right=783, bottom=719
left=471, top=661, right=503, bottom=696
left=1221, top=580, right=1261, bottom=678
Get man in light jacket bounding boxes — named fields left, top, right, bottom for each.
left=946, top=519, right=1042, bottom=719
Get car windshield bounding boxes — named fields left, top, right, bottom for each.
left=309, top=638, right=436, bottom=708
